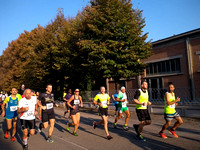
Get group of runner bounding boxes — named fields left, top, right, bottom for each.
left=0, top=80, right=183, bottom=149
left=92, top=81, right=183, bottom=141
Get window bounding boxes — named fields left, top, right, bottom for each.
left=146, top=58, right=181, bottom=75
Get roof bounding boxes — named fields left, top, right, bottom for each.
left=152, top=28, right=200, bottom=45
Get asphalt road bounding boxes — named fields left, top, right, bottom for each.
left=0, top=107, right=200, bottom=150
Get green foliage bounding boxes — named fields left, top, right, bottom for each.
left=0, top=1, right=151, bottom=95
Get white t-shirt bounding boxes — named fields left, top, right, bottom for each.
left=18, top=96, right=37, bottom=120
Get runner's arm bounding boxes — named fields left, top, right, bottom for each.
left=17, top=107, right=29, bottom=114
left=37, top=99, right=46, bottom=110
left=165, top=93, right=180, bottom=105
left=67, top=96, right=74, bottom=108
left=80, top=96, right=83, bottom=107
left=116, top=97, right=125, bottom=102
left=133, top=90, right=143, bottom=105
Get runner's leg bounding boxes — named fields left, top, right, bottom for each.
left=114, top=112, right=122, bottom=124
left=12, top=117, right=17, bottom=137
left=171, top=117, right=183, bottom=130
left=48, top=119, right=55, bottom=137
left=101, top=115, right=109, bottom=136
left=124, top=110, right=130, bottom=125
left=160, top=120, right=171, bottom=132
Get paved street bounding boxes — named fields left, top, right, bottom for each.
left=0, top=107, right=200, bottom=150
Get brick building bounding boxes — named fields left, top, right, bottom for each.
left=108, top=28, right=200, bottom=102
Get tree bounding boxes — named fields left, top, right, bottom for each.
left=77, top=0, right=152, bottom=89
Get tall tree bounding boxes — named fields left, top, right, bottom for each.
left=77, top=0, right=152, bottom=89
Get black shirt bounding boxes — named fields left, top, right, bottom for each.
left=38, top=93, right=54, bottom=113
left=134, top=89, right=147, bottom=99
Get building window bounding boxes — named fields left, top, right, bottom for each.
left=146, top=58, right=181, bottom=76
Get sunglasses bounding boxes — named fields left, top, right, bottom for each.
left=75, top=91, right=79, bottom=92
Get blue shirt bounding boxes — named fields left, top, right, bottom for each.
left=112, top=93, right=119, bottom=105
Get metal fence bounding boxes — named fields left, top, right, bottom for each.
left=80, top=88, right=200, bottom=105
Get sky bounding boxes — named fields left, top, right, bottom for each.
left=0, top=0, right=200, bottom=55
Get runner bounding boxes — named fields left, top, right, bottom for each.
left=133, top=80, right=152, bottom=141
left=1, top=88, right=19, bottom=141
left=159, top=83, right=183, bottom=139
left=113, top=87, right=130, bottom=130
left=66, top=89, right=83, bottom=136
left=36, top=91, right=42, bottom=120
left=37, top=84, right=58, bottom=143
left=111, top=90, right=120, bottom=117
left=93, top=86, right=113, bottom=140
left=0, top=91, right=7, bottom=102
left=17, top=89, right=37, bottom=150
left=63, top=89, right=72, bottom=118
left=62, top=90, right=67, bottom=109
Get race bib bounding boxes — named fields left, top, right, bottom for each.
left=102, top=101, right=107, bottom=107
left=74, top=100, right=80, bottom=105
left=10, top=106, right=17, bottom=112
left=26, top=110, right=34, bottom=117
left=46, top=103, right=53, bottom=109
left=169, top=104, right=175, bottom=108
left=122, top=101, right=127, bottom=108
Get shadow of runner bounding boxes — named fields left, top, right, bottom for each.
left=54, top=108, right=185, bottom=149
left=79, top=112, right=185, bottom=150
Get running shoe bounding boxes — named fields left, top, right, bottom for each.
left=4, top=131, right=9, bottom=139
left=11, top=136, right=16, bottom=142
left=136, top=134, right=146, bottom=141
left=47, top=137, right=54, bottom=143
left=123, top=125, right=129, bottom=131
left=159, top=132, right=167, bottom=139
left=106, top=135, right=113, bottom=140
left=23, top=144, right=28, bottom=150
left=169, top=129, right=178, bottom=138
left=66, top=122, right=70, bottom=131
left=72, top=132, right=78, bottom=136
left=133, top=124, right=139, bottom=135
left=93, top=121, right=97, bottom=129
left=38, top=123, right=43, bottom=133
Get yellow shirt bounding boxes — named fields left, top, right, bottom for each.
left=94, top=93, right=110, bottom=108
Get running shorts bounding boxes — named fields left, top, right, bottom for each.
left=118, top=107, right=128, bottom=113
left=136, top=109, right=151, bottom=121
left=20, top=119, right=35, bottom=130
left=164, top=112, right=180, bottom=121
left=70, top=105, right=79, bottom=116
left=98, top=107, right=108, bottom=116
left=42, top=111, right=55, bottom=123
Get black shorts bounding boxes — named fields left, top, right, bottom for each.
left=70, top=106, right=79, bottom=116
left=136, top=109, right=151, bottom=121
left=20, top=119, right=35, bottom=130
left=115, top=104, right=119, bottom=111
left=98, top=107, right=108, bottom=116
left=42, top=110, right=55, bottom=123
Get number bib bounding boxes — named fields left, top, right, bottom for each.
left=46, top=103, right=53, bottom=109
left=169, top=104, right=175, bottom=108
left=102, top=101, right=107, bottom=107
left=10, top=106, right=17, bottom=112
left=26, top=110, right=34, bottom=117
left=74, top=100, right=80, bottom=105
left=122, top=101, right=127, bottom=108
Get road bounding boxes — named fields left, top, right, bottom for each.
left=0, top=107, right=200, bottom=150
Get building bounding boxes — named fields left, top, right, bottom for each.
left=108, top=28, right=200, bottom=102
